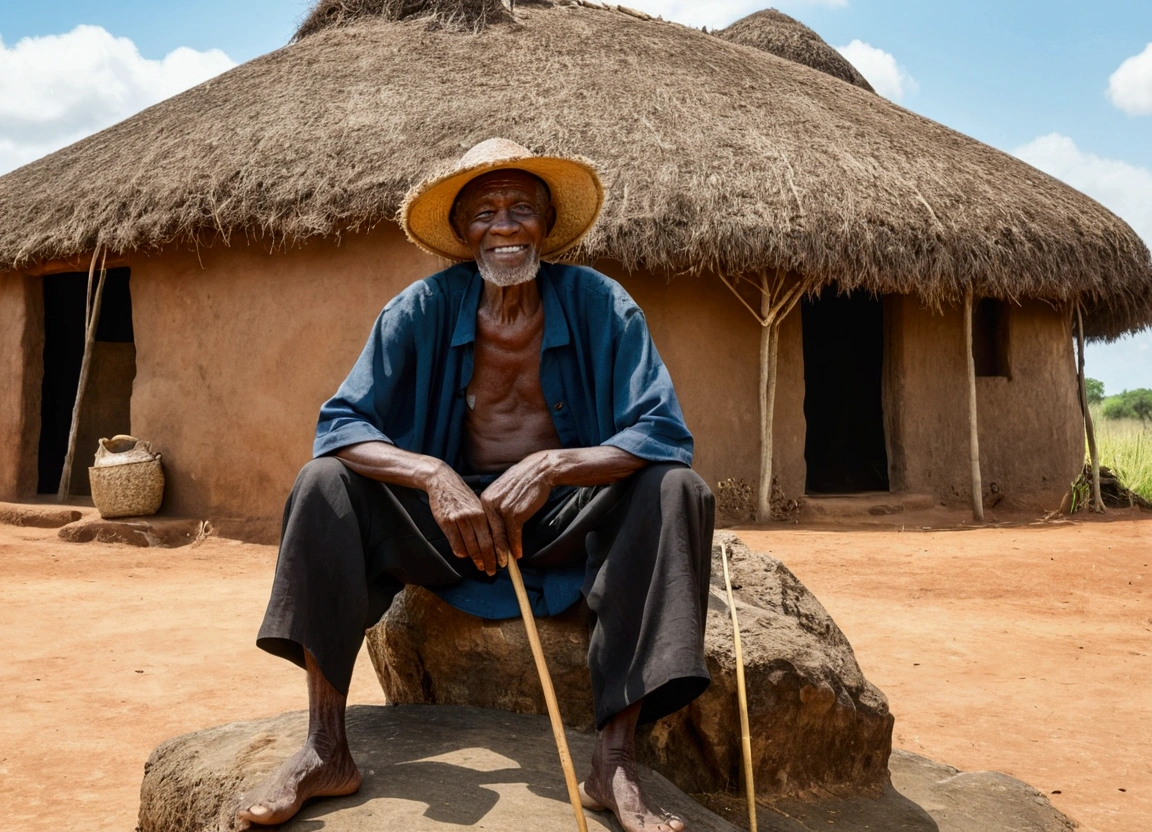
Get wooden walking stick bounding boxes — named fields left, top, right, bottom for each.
left=720, top=542, right=758, bottom=832
left=505, top=554, right=589, bottom=832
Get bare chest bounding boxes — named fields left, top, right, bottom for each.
left=464, top=310, right=562, bottom=471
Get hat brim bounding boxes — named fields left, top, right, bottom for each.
left=402, top=155, right=604, bottom=262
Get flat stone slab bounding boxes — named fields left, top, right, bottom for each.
left=58, top=516, right=207, bottom=547
left=138, top=704, right=741, bottom=832
left=139, top=706, right=1075, bottom=832
left=756, top=750, right=1075, bottom=832
left=0, top=502, right=82, bottom=529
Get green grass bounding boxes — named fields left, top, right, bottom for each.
left=1090, top=411, right=1152, bottom=501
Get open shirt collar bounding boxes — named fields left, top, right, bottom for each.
left=450, top=263, right=571, bottom=350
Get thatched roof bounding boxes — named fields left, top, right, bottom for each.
left=716, top=9, right=875, bottom=92
left=0, top=0, right=1149, bottom=339
left=294, top=0, right=514, bottom=39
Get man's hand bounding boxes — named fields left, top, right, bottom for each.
left=425, top=464, right=501, bottom=576
left=480, top=452, right=555, bottom=565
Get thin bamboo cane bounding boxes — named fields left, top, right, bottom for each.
left=1075, top=304, right=1103, bottom=512
left=757, top=283, right=775, bottom=523
left=963, top=290, right=985, bottom=523
left=505, top=554, right=589, bottom=832
left=720, top=542, right=757, bottom=832
left=58, top=248, right=107, bottom=501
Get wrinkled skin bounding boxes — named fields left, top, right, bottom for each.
left=239, top=170, right=684, bottom=832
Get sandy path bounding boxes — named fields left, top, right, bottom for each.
left=740, top=517, right=1151, bottom=832
left=0, top=525, right=385, bottom=831
left=0, top=516, right=1148, bottom=831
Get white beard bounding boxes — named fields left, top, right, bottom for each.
left=476, top=248, right=542, bottom=287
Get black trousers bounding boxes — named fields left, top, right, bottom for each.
left=257, top=456, right=715, bottom=728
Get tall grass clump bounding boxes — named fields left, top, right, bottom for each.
left=1090, top=410, right=1152, bottom=501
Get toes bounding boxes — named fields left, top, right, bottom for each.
left=238, top=802, right=292, bottom=826
left=237, top=804, right=269, bottom=822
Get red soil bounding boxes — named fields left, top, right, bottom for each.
left=0, top=513, right=1147, bottom=831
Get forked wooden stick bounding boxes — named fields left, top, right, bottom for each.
left=59, top=247, right=107, bottom=501
left=505, top=554, right=589, bottom=832
left=720, top=542, right=758, bottom=832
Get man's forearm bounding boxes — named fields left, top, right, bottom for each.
left=336, top=441, right=648, bottom=490
left=333, top=441, right=448, bottom=490
left=534, top=446, right=647, bottom=488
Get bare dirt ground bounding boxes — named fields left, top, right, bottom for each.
left=740, top=513, right=1152, bottom=832
left=0, top=512, right=1148, bottom=832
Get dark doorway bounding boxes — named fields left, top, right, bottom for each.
left=38, top=269, right=135, bottom=494
left=802, top=287, right=889, bottom=494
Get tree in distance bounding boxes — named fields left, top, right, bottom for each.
left=1085, top=377, right=1105, bottom=405
left=1102, top=388, right=1152, bottom=426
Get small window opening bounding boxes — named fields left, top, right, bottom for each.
left=972, top=298, right=1010, bottom=378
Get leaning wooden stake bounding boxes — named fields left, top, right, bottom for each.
left=58, top=248, right=107, bottom=502
left=1075, top=303, right=1104, bottom=512
left=963, top=290, right=985, bottom=523
left=720, top=542, right=757, bottom=832
left=505, top=555, right=589, bottom=832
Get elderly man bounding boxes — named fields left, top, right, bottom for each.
left=239, top=139, right=715, bottom=832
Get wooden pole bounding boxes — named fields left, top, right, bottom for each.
left=964, top=290, right=984, bottom=522
left=58, top=248, right=107, bottom=502
left=1075, top=303, right=1103, bottom=512
left=83, top=247, right=96, bottom=332
left=719, top=270, right=805, bottom=523
left=720, top=543, right=757, bottom=832
left=757, top=276, right=775, bottom=523
left=505, top=555, right=589, bottom=832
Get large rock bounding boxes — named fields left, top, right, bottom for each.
left=367, top=532, right=894, bottom=799
left=136, top=706, right=1075, bottom=832
left=137, top=704, right=742, bottom=832
left=758, top=750, right=1077, bottom=832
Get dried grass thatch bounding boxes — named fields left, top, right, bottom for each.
left=294, top=0, right=513, bottom=38
left=0, top=0, right=1149, bottom=339
left=716, top=8, right=875, bottom=92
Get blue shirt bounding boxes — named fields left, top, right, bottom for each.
left=313, top=261, right=694, bottom=618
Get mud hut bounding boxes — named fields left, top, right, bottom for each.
left=1, top=1, right=1150, bottom=534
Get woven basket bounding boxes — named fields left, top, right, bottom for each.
left=88, top=436, right=165, bottom=519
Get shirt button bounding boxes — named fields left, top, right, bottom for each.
left=554, top=401, right=565, bottom=412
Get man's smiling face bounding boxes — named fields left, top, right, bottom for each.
left=450, top=169, right=556, bottom=286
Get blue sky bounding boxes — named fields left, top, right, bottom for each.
left=2, top=0, right=1149, bottom=393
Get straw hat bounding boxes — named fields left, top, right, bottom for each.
left=401, top=138, right=604, bottom=261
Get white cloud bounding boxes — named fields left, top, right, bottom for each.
left=607, top=0, right=846, bottom=31
left=1014, top=134, right=1152, bottom=391
left=1107, top=43, right=1152, bottom=115
left=1014, top=133, right=1152, bottom=246
left=834, top=40, right=917, bottom=101
left=0, top=25, right=234, bottom=175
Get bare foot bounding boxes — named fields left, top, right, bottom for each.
left=237, top=739, right=362, bottom=825
left=581, top=703, right=686, bottom=832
